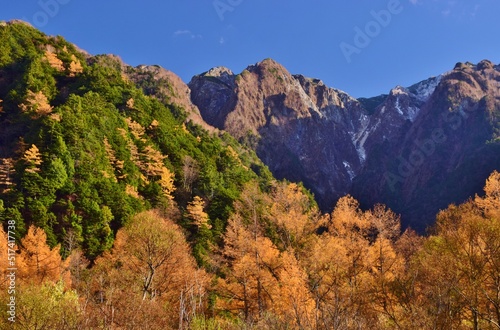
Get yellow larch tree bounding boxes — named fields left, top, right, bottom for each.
left=44, top=50, right=64, bottom=72
left=305, top=233, right=359, bottom=329
left=149, top=119, right=160, bottom=130
left=274, top=250, right=316, bottom=328
left=17, top=225, right=69, bottom=285
left=117, top=127, right=141, bottom=177
left=0, top=226, right=12, bottom=289
left=87, top=210, right=208, bottom=328
left=158, top=166, right=175, bottom=199
left=217, top=213, right=281, bottom=322
left=308, top=195, right=388, bottom=328
left=367, top=203, right=401, bottom=242
left=418, top=171, right=500, bottom=329
left=187, top=196, right=211, bottom=229
left=68, top=54, right=83, bottom=77
left=141, top=145, right=167, bottom=177
left=22, top=144, right=43, bottom=173
left=125, top=117, right=146, bottom=142
left=329, top=194, right=371, bottom=239
left=366, top=237, right=405, bottom=327
left=476, top=169, right=500, bottom=220
left=126, top=97, right=135, bottom=109
left=20, top=90, right=53, bottom=118
left=268, top=182, right=319, bottom=253
left=102, top=137, right=118, bottom=181
left=121, top=118, right=175, bottom=197
left=364, top=203, right=405, bottom=327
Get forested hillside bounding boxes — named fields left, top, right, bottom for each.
left=0, top=21, right=273, bottom=262
left=1, top=21, right=500, bottom=329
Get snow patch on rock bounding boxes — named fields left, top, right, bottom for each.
left=343, top=161, right=356, bottom=180
left=352, top=118, right=380, bottom=164
left=409, top=75, right=442, bottom=102
left=395, top=97, right=404, bottom=115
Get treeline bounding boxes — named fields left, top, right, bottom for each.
left=1, top=174, right=500, bottom=329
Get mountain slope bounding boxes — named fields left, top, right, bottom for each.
left=0, top=21, right=275, bottom=259
left=189, top=59, right=368, bottom=209
left=2, top=20, right=499, bottom=237
left=353, top=60, right=500, bottom=230
left=190, top=58, right=500, bottom=230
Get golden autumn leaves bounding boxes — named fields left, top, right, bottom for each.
left=19, top=90, right=53, bottom=119
left=88, top=210, right=208, bottom=328
left=216, top=183, right=405, bottom=328
left=18, top=48, right=83, bottom=120
left=1, top=172, right=500, bottom=329
left=105, top=117, right=176, bottom=200
left=0, top=210, right=207, bottom=329
left=44, top=49, right=83, bottom=77
left=0, top=225, right=79, bottom=329
left=0, top=225, right=68, bottom=286
left=215, top=174, right=500, bottom=328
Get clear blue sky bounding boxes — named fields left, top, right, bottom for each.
left=1, top=0, right=499, bottom=98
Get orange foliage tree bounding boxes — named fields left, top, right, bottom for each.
left=17, top=225, right=69, bottom=286
left=82, top=210, right=208, bottom=329
left=217, top=182, right=317, bottom=328
left=217, top=213, right=281, bottom=322
left=414, top=171, right=500, bottom=329
left=267, top=182, right=321, bottom=254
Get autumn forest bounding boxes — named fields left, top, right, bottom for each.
left=1, top=22, right=500, bottom=330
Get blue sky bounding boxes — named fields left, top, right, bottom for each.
left=1, top=0, right=499, bottom=98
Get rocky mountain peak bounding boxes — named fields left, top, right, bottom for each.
left=127, top=64, right=215, bottom=131
left=189, top=58, right=370, bottom=208
left=440, top=60, right=500, bottom=107
left=249, top=58, right=286, bottom=72
left=133, top=56, right=500, bottom=231
left=390, top=85, right=408, bottom=95
left=188, top=66, right=237, bottom=128
left=1, top=19, right=33, bottom=27
left=477, top=59, right=495, bottom=71
left=453, top=60, right=496, bottom=71
left=204, top=66, right=234, bottom=77
left=201, top=66, right=236, bottom=87
left=351, top=60, right=500, bottom=230
left=190, top=58, right=500, bottom=230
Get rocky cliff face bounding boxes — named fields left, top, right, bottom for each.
left=189, top=59, right=368, bottom=208
left=189, top=58, right=500, bottom=230
left=352, top=60, right=500, bottom=230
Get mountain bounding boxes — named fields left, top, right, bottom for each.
left=0, top=21, right=275, bottom=259
left=2, top=19, right=499, bottom=236
left=189, top=59, right=367, bottom=209
left=189, top=58, right=500, bottom=231
left=353, top=60, right=500, bottom=230
left=3, top=20, right=500, bottom=329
